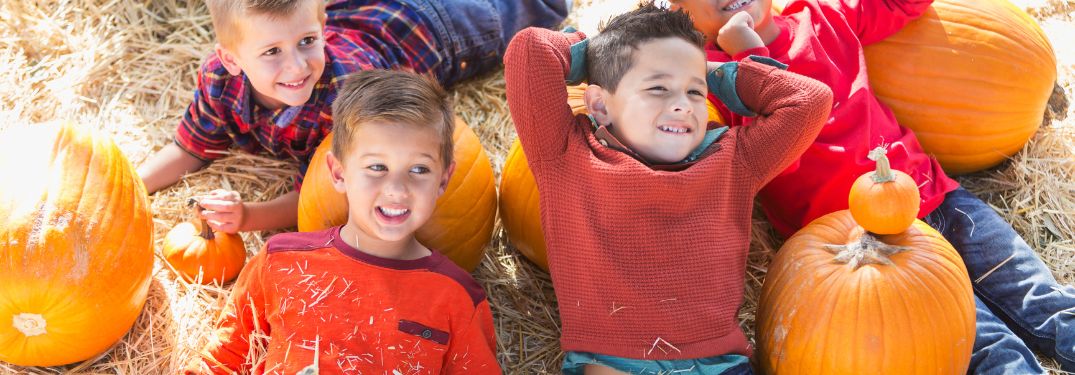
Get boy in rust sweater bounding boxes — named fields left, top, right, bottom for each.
left=504, top=3, right=831, bottom=374
left=186, top=70, right=499, bottom=374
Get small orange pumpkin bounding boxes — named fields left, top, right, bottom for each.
left=755, top=211, right=975, bottom=374
left=297, top=118, right=497, bottom=271
left=848, top=146, right=920, bottom=234
left=500, top=87, right=725, bottom=270
left=163, top=199, right=247, bottom=284
left=0, top=123, right=153, bottom=366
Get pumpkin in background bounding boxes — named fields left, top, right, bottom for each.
left=297, top=118, right=497, bottom=272
left=501, top=87, right=725, bottom=270
left=163, top=200, right=247, bottom=284
left=848, top=147, right=920, bottom=234
left=865, top=0, right=1055, bottom=174
left=0, top=123, right=154, bottom=366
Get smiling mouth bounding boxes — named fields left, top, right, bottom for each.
left=658, top=125, right=691, bottom=134
left=723, top=0, right=753, bottom=11
left=278, top=76, right=308, bottom=89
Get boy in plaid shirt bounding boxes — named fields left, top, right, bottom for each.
left=138, top=0, right=567, bottom=233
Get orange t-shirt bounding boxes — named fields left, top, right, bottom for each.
left=188, top=227, right=500, bottom=374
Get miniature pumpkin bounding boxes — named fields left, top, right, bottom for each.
left=848, top=147, right=920, bottom=234
left=755, top=213, right=975, bottom=374
left=0, top=123, right=154, bottom=366
left=501, top=88, right=725, bottom=270
left=163, top=200, right=247, bottom=284
left=297, top=118, right=497, bottom=272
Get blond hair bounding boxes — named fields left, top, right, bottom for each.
left=206, top=0, right=326, bottom=49
left=331, top=70, right=455, bottom=167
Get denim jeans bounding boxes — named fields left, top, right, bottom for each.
left=562, top=352, right=753, bottom=375
left=926, top=187, right=1075, bottom=374
left=405, top=0, right=569, bottom=86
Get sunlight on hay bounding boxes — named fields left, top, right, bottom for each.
left=0, top=0, right=1073, bottom=374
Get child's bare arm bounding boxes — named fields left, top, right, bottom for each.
left=504, top=27, right=585, bottom=165
left=137, top=143, right=207, bottom=194
left=198, top=190, right=299, bottom=233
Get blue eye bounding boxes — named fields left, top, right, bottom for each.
left=367, top=164, right=386, bottom=172
left=410, top=165, right=430, bottom=174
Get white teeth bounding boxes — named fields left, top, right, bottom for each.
left=279, top=79, right=304, bottom=87
left=379, top=207, right=409, bottom=217
left=659, top=126, right=688, bottom=133
left=724, top=0, right=751, bottom=11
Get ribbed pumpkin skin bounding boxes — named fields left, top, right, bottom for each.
left=864, top=0, right=1056, bottom=174
left=848, top=160, right=920, bottom=235
left=501, top=85, right=726, bottom=270
left=296, top=119, right=497, bottom=271
left=756, top=211, right=975, bottom=375
left=162, top=221, right=246, bottom=285
left=0, top=123, right=153, bottom=366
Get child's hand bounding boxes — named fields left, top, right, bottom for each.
left=196, top=189, right=246, bottom=234
left=716, top=12, right=764, bottom=57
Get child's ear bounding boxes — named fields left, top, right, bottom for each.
left=438, top=162, right=456, bottom=196
left=583, top=85, right=612, bottom=126
left=326, top=151, right=347, bottom=193
left=215, top=43, right=243, bottom=76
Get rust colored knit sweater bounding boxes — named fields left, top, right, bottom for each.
left=504, top=27, right=832, bottom=360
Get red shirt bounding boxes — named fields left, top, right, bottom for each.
left=188, top=227, right=500, bottom=374
left=706, top=0, right=960, bottom=237
left=505, top=28, right=831, bottom=360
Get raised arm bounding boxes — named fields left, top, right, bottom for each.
left=819, top=0, right=935, bottom=45
left=503, top=27, right=585, bottom=166
left=724, top=58, right=833, bottom=189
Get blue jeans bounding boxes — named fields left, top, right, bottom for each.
left=406, top=0, right=569, bottom=86
left=926, top=187, right=1075, bottom=374
left=562, top=351, right=752, bottom=375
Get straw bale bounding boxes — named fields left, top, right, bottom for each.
left=0, top=0, right=1072, bottom=374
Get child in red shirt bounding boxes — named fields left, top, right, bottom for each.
left=186, top=70, right=500, bottom=374
left=671, top=0, right=1075, bottom=372
left=505, top=4, right=832, bottom=374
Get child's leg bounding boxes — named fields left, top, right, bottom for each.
left=969, top=295, right=1046, bottom=374
left=926, top=187, right=1075, bottom=372
left=404, top=0, right=569, bottom=86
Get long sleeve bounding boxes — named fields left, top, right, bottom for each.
left=504, top=27, right=586, bottom=167
left=188, top=251, right=271, bottom=375
left=442, top=300, right=501, bottom=375
left=730, top=58, right=833, bottom=189
left=174, top=60, right=237, bottom=162
left=817, top=0, right=935, bottom=45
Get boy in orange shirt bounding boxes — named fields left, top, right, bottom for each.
left=186, top=70, right=499, bottom=374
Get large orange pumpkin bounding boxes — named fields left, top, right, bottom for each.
left=0, top=123, right=154, bottom=366
left=297, top=119, right=497, bottom=271
left=500, top=86, right=725, bottom=270
left=755, top=211, right=975, bottom=374
left=163, top=200, right=247, bottom=285
left=864, top=0, right=1055, bottom=175
left=773, top=0, right=1055, bottom=174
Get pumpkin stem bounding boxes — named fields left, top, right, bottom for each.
left=823, top=232, right=910, bottom=270
left=868, top=146, right=895, bottom=184
left=188, top=198, right=215, bottom=240
left=13, top=313, right=47, bottom=337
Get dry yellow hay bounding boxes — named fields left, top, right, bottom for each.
left=0, top=0, right=1072, bottom=374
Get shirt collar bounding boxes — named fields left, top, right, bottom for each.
left=585, top=114, right=728, bottom=171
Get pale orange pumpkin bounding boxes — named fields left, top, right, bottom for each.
left=755, top=211, right=975, bottom=374
left=0, top=123, right=154, bottom=366
left=848, top=147, right=920, bottom=234
left=500, top=88, right=725, bottom=270
left=163, top=200, right=247, bottom=284
left=297, top=118, right=497, bottom=271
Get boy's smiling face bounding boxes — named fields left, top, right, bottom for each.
left=217, top=3, right=326, bottom=110
left=586, top=37, right=710, bottom=164
left=327, top=122, right=452, bottom=249
left=669, top=0, right=774, bottom=43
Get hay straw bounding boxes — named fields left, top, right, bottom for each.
left=1, top=0, right=1073, bottom=374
